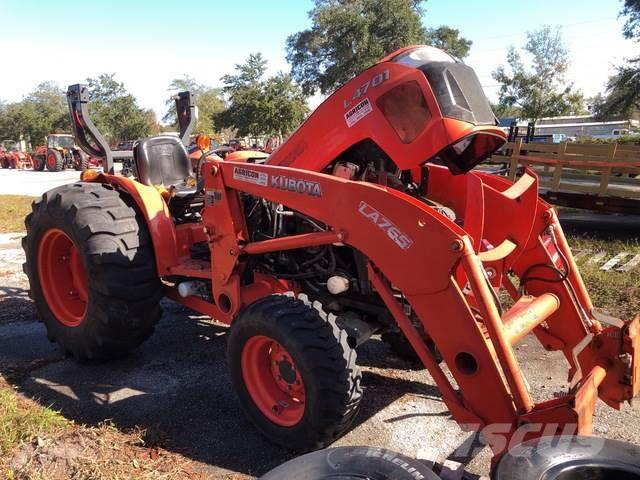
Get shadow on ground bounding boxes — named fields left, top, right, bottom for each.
left=0, top=286, right=37, bottom=324
left=0, top=298, right=449, bottom=477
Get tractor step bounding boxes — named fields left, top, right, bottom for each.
left=501, top=293, right=560, bottom=345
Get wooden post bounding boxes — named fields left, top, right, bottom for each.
left=509, top=138, right=522, bottom=182
left=551, top=141, right=567, bottom=191
left=598, top=142, right=618, bottom=197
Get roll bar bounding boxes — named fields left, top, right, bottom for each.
left=174, top=91, right=197, bottom=146
left=66, top=84, right=197, bottom=175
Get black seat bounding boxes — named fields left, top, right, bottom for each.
left=134, top=136, right=196, bottom=196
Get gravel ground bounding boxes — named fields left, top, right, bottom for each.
left=1, top=231, right=639, bottom=479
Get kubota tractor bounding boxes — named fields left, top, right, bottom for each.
left=32, top=133, right=88, bottom=171
left=0, top=140, right=33, bottom=169
left=22, top=46, right=640, bottom=473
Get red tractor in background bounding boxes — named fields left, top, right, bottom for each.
left=0, top=140, right=33, bottom=169
left=22, top=46, right=640, bottom=477
left=32, top=133, right=90, bottom=171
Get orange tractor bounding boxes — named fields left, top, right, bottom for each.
left=32, top=133, right=89, bottom=171
left=23, top=46, right=640, bottom=474
left=0, top=140, right=33, bottom=169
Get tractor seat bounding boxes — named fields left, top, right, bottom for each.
left=134, top=136, right=197, bottom=196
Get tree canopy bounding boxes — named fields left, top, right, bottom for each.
left=0, top=83, right=68, bottom=147
left=492, top=26, right=585, bottom=122
left=86, top=74, right=157, bottom=142
left=216, top=54, right=309, bottom=138
left=593, top=0, right=640, bottom=119
left=286, top=0, right=472, bottom=95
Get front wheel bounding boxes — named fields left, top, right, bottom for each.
left=73, top=150, right=88, bottom=171
left=46, top=149, right=64, bottom=171
left=33, top=155, right=46, bottom=171
left=227, top=294, right=362, bottom=451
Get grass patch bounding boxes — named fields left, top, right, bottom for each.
left=0, top=382, right=68, bottom=456
left=0, top=196, right=35, bottom=234
left=0, top=379, right=212, bottom=479
left=568, top=235, right=640, bottom=319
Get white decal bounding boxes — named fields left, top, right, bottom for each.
left=271, top=175, right=322, bottom=197
left=233, top=166, right=267, bottom=186
left=344, top=98, right=373, bottom=128
left=358, top=201, right=413, bottom=250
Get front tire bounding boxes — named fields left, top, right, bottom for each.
left=227, top=294, right=362, bottom=451
left=33, top=155, right=46, bottom=171
left=46, top=149, right=63, bottom=171
left=23, top=182, right=163, bottom=360
left=73, top=150, right=88, bottom=171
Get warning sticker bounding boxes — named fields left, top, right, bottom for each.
left=232, top=166, right=268, bottom=186
left=344, top=98, right=372, bottom=128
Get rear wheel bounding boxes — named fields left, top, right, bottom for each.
left=0, top=156, right=8, bottom=168
left=227, top=294, right=362, bottom=451
left=46, top=149, right=63, bottom=171
left=23, top=182, right=163, bottom=360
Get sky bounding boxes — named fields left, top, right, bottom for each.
left=0, top=0, right=636, bottom=121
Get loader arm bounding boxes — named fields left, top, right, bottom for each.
left=194, top=159, right=640, bottom=458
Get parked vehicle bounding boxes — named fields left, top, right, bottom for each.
left=23, top=46, right=640, bottom=473
left=0, top=140, right=33, bottom=169
left=32, top=134, right=89, bottom=171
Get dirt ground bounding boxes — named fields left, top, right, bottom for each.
left=1, top=171, right=639, bottom=478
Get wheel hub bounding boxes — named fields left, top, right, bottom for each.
left=37, top=229, right=88, bottom=327
left=242, top=336, right=306, bottom=426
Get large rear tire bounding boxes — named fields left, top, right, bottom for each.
left=23, top=182, right=163, bottom=360
left=46, top=149, right=64, bottom=172
left=227, top=294, right=363, bottom=451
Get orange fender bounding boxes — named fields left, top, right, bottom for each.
left=80, top=170, right=178, bottom=275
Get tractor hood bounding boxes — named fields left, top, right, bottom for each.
left=267, top=45, right=506, bottom=175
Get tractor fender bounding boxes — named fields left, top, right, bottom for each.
left=80, top=171, right=178, bottom=275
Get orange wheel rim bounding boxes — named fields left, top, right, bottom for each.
left=37, top=229, right=88, bottom=327
left=241, top=336, right=306, bottom=426
left=46, top=153, right=56, bottom=169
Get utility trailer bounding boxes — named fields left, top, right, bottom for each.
left=22, top=46, right=640, bottom=472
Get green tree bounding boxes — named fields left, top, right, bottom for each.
left=492, top=26, right=585, bottom=122
left=593, top=1, right=640, bottom=118
left=286, top=0, right=471, bottom=95
left=221, top=53, right=268, bottom=94
left=426, top=26, right=472, bottom=59
left=216, top=54, right=309, bottom=138
left=86, top=73, right=154, bottom=143
left=261, top=73, right=310, bottom=135
left=0, top=83, right=69, bottom=147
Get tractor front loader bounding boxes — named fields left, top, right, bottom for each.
left=23, top=46, right=639, bottom=469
